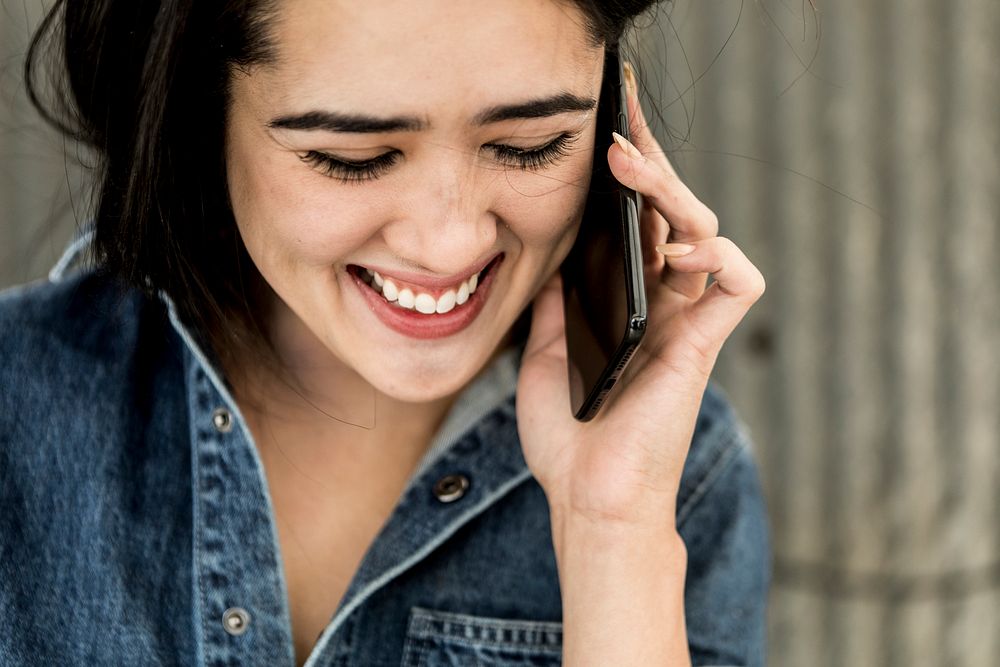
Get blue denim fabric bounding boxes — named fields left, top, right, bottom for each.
left=0, top=233, right=770, bottom=666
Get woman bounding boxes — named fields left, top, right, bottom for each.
left=2, top=0, right=769, bottom=665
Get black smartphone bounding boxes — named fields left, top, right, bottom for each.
left=559, top=51, right=647, bottom=422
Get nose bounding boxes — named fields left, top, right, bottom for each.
left=381, top=148, right=498, bottom=276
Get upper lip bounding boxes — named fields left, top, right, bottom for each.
left=354, top=252, right=502, bottom=290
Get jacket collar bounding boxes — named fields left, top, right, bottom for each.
left=52, top=230, right=537, bottom=652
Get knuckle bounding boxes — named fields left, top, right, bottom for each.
left=739, top=254, right=766, bottom=301
left=649, top=170, right=677, bottom=205
left=699, top=204, right=720, bottom=235
left=746, top=271, right=766, bottom=301
left=714, top=236, right=766, bottom=301
left=650, top=157, right=676, bottom=185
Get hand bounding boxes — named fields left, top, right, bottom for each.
left=515, top=63, right=766, bottom=528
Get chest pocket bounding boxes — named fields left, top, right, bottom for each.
left=400, top=606, right=563, bottom=667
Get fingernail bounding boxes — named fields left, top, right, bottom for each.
left=612, top=131, right=644, bottom=162
left=656, top=243, right=696, bottom=257
left=623, top=61, right=637, bottom=96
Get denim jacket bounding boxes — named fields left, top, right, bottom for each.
left=0, top=232, right=770, bottom=667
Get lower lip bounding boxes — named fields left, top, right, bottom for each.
left=348, top=255, right=503, bottom=340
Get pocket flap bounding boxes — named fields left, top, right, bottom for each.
left=401, top=606, right=563, bottom=666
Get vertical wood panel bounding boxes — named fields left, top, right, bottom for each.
left=940, top=0, right=1000, bottom=665
left=823, top=0, right=887, bottom=662
left=767, top=0, right=832, bottom=660
left=883, top=0, right=947, bottom=662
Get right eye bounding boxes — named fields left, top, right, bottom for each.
left=299, top=150, right=401, bottom=183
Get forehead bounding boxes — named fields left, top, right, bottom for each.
left=254, top=0, right=603, bottom=112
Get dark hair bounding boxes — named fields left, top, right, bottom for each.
left=25, top=0, right=658, bottom=381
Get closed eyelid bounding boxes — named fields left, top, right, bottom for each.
left=299, top=131, right=582, bottom=182
left=487, top=133, right=568, bottom=148
left=485, top=132, right=580, bottom=169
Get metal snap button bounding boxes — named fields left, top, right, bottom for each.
left=212, top=407, right=233, bottom=433
left=222, top=607, right=251, bottom=636
left=433, top=473, right=470, bottom=503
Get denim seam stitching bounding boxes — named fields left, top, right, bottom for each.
left=400, top=613, right=422, bottom=667
left=408, top=607, right=564, bottom=635
left=407, top=632, right=563, bottom=654
left=411, top=635, right=562, bottom=653
left=188, top=360, right=210, bottom=667
left=406, top=608, right=563, bottom=650
left=171, top=308, right=296, bottom=666
left=302, top=468, right=535, bottom=667
left=676, top=432, right=747, bottom=528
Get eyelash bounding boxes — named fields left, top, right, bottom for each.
left=301, top=151, right=400, bottom=182
left=487, top=133, right=577, bottom=171
left=300, top=132, right=579, bottom=183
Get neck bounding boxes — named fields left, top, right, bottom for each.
left=224, top=291, right=517, bottom=464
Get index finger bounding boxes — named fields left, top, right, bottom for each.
left=622, top=61, right=678, bottom=180
left=608, top=134, right=720, bottom=243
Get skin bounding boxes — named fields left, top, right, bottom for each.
left=224, top=0, right=766, bottom=664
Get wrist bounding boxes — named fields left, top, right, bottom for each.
left=548, top=509, right=690, bottom=666
left=544, top=478, right=680, bottom=531
left=549, top=502, right=680, bottom=543
left=549, top=507, right=687, bottom=571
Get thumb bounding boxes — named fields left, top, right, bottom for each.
left=517, top=269, right=576, bottom=441
left=522, top=269, right=567, bottom=362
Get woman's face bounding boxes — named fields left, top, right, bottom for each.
left=226, top=0, right=604, bottom=403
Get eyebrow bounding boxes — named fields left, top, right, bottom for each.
left=474, top=93, right=596, bottom=124
left=268, top=92, right=596, bottom=133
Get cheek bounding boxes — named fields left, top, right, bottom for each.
left=227, top=146, right=388, bottom=268
left=500, top=169, right=590, bottom=252
left=496, top=136, right=593, bottom=250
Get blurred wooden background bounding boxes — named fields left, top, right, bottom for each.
left=0, top=2, right=89, bottom=285
left=3, top=1, right=999, bottom=665
left=636, top=0, right=1000, bottom=665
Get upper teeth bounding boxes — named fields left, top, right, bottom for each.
left=361, top=268, right=481, bottom=314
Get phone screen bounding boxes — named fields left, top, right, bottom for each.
left=559, top=51, right=647, bottom=421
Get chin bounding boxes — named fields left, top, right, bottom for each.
left=359, top=353, right=485, bottom=405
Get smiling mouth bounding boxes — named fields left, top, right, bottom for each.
left=347, top=254, right=503, bottom=315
